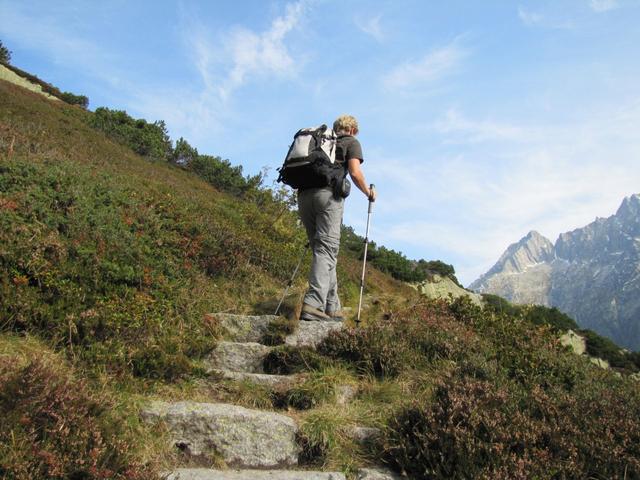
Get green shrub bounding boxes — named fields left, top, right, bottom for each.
left=90, top=107, right=172, bottom=161
left=481, top=293, right=521, bottom=316
left=59, top=91, right=89, bottom=109
left=523, top=305, right=579, bottom=331
left=0, top=39, right=11, bottom=64
left=341, top=226, right=460, bottom=284
left=581, top=329, right=639, bottom=372
left=171, top=137, right=198, bottom=166
left=190, top=154, right=262, bottom=197
left=0, top=357, right=156, bottom=479
left=130, top=341, right=196, bottom=381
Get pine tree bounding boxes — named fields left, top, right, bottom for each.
left=0, top=40, right=11, bottom=64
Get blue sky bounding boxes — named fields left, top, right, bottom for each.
left=2, top=0, right=640, bottom=285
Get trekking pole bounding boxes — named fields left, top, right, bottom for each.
left=275, top=243, right=309, bottom=316
left=356, top=184, right=375, bottom=324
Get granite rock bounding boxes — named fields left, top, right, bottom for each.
left=141, top=401, right=298, bottom=468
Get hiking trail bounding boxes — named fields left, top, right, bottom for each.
left=141, top=313, right=400, bottom=480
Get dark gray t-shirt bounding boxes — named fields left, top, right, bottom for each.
left=336, top=135, right=363, bottom=171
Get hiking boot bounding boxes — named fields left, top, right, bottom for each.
left=300, top=304, right=331, bottom=321
left=326, top=310, right=345, bottom=322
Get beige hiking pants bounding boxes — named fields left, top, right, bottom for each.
left=297, top=187, right=344, bottom=313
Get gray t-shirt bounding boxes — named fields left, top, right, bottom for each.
left=336, top=135, right=363, bottom=170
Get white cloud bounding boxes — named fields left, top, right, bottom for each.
left=431, top=109, right=526, bottom=143
left=130, top=1, right=308, bottom=150
left=383, top=40, right=467, bottom=90
left=517, top=6, right=575, bottom=29
left=355, top=14, right=384, bottom=42
left=518, top=6, right=545, bottom=26
left=366, top=99, right=640, bottom=285
left=590, top=0, right=619, bottom=12
left=186, top=1, right=306, bottom=101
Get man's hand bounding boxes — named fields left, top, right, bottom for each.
left=367, top=186, right=377, bottom=202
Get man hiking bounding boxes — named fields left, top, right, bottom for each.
left=298, top=114, right=376, bottom=322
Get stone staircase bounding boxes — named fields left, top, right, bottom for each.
left=141, top=314, right=400, bottom=480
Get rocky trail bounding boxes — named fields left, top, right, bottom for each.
left=141, top=314, right=400, bottom=480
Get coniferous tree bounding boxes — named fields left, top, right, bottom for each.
left=0, top=40, right=11, bottom=64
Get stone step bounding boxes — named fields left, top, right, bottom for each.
left=218, top=370, right=299, bottom=389
left=356, top=468, right=402, bottom=480
left=214, top=313, right=281, bottom=343
left=141, top=401, right=298, bottom=468
left=165, top=469, right=346, bottom=480
left=211, top=313, right=343, bottom=349
left=349, top=426, right=381, bottom=445
left=285, top=321, right=343, bottom=348
left=206, top=341, right=272, bottom=373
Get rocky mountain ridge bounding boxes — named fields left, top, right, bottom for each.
left=471, top=194, right=640, bottom=350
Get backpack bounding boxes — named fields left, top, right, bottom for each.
left=277, top=125, right=346, bottom=190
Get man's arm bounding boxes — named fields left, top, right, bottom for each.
left=348, top=158, right=376, bottom=201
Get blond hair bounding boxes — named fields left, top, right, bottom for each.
left=333, top=115, right=359, bottom=135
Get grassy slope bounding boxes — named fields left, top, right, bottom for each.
left=2, top=79, right=639, bottom=480
left=0, top=79, right=412, bottom=375
left=0, top=78, right=414, bottom=477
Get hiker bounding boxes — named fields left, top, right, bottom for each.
left=298, top=115, right=376, bottom=322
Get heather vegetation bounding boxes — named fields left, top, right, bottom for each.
left=0, top=336, right=159, bottom=479
left=1, top=73, right=639, bottom=479
left=241, top=297, right=640, bottom=478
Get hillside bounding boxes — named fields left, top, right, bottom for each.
left=2, top=75, right=640, bottom=480
left=471, top=196, right=640, bottom=350
left=0, top=77, right=412, bottom=374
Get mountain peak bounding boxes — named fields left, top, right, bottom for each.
left=616, top=193, right=640, bottom=219
left=470, top=231, right=554, bottom=290
left=523, top=230, right=546, bottom=243
left=501, top=230, right=555, bottom=271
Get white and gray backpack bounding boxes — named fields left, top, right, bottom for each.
left=277, top=125, right=345, bottom=190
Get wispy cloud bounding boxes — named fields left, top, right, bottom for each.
left=517, top=6, right=545, bottom=26
left=517, top=6, right=574, bottom=29
left=590, top=0, right=619, bottom=12
left=430, top=109, right=525, bottom=143
left=132, top=1, right=308, bottom=150
left=185, top=1, right=306, bottom=101
left=367, top=99, right=640, bottom=285
left=383, top=39, right=467, bottom=90
left=355, top=13, right=384, bottom=42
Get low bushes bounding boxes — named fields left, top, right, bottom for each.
left=318, top=301, right=480, bottom=378
left=0, top=354, right=156, bottom=479
left=91, top=108, right=172, bottom=161
left=383, top=374, right=640, bottom=479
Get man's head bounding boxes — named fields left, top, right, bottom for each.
left=333, top=115, right=359, bottom=135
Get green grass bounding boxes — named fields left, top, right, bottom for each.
left=0, top=78, right=413, bottom=476
left=0, top=80, right=412, bottom=381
